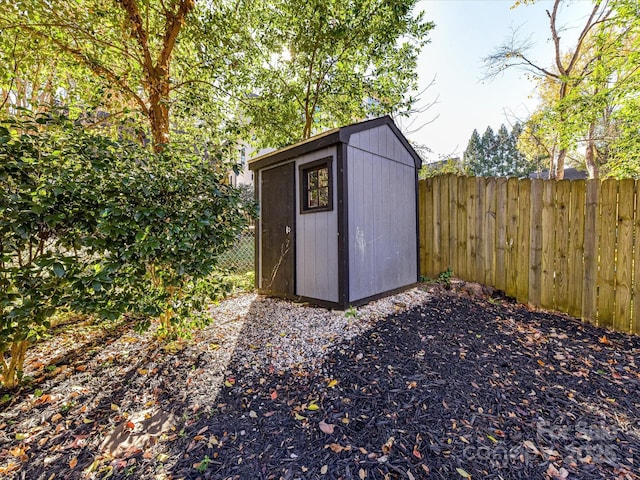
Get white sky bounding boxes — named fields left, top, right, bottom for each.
left=403, top=0, right=595, bottom=162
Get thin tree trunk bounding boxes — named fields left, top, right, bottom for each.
left=1, top=340, right=28, bottom=389
left=585, top=122, right=599, bottom=178
left=303, top=110, right=313, bottom=139
left=556, top=148, right=566, bottom=180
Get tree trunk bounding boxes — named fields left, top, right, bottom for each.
left=1, top=340, right=28, bottom=389
left=585, top=122, right=599, bottom=178
left=148, top=97, right=170, bottom=152
left=556, top=148, right=566, bottom=180
left=302, top=110, right=313, bottom=139
left=147, top=72, right=171, bottom=152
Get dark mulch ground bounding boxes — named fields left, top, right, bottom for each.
left=2, top=286, right=640, bottom=480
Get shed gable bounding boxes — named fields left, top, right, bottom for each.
left=347, top=124, right=416, bottom=168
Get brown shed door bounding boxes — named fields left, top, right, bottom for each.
left=260, top=163, right=295, bottom=296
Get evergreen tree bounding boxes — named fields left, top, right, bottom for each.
left=463, top=129, right=483, bottom=175
left=464, top=123, right=533, bottom=177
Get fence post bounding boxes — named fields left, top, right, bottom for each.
left=540, top=180, right=556, bottom=309
left=432, top=176, right=442, bottom=275
left=448, top=175, right=459, bottom=278
left=474, top=177, right=486, bottom=283
left=439, top=175, right=451, bottom=274
left=505, top=178, right=519, bottom=299
left=516, top=179, right=531, bottom=304
left=568, top=181, right=586, bottom=319
left=419, top=179, right=428, bottom=278
left=555, top=180, right=571, bottom=311
left=484, top=178, right=497, bottom=286
left=528, top=179, right=543, bottom=307
left=495, top=178, right=507, bottom=292
left=457, top=176, right=468, bottom=280
left=615, top=179, right=634, bottom=332
left=582, top=180, right=599, bottom=324
left=597, top=179, right=617, bottom=327
left=633, top=180, right=640, bottom=334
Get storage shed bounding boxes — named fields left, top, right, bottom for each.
left=249, top=116, right=421, bottom=309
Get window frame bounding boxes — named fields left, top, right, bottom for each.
left=299, top=157, right=333, bottom=214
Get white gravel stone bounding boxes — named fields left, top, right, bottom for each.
left=194, top=287, right=431, bottom=379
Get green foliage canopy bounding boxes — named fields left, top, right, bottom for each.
left=229, top=0, right=434, bottom=148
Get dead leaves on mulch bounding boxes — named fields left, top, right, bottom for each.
left=1, top=289, right=640, bottom=479
left=164, top=291, right=639, bottom=480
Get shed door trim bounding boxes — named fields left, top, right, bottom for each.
left=260, top=162, right=296, bottom=296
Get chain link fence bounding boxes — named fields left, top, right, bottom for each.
left=217, top=227, right=255, bottom=273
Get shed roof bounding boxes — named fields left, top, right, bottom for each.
left=248, top=116, right=422, bottom=171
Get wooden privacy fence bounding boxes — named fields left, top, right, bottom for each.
left=419, top=174, right=640, bottom=335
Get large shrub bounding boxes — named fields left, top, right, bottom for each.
left=0, top=112, right=248, bottom=388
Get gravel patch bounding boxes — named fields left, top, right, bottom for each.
left=182, top=287, right=431, bottom=408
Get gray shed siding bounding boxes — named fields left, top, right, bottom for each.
left=295, top=147, right=339, bottom=302
left=347, top=125, right=417, bottom=302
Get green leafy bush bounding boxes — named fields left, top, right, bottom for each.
left=0, top=111, right=249, bottom=387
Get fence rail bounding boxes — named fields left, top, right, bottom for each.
left=419, top=174, right=639, bottom=334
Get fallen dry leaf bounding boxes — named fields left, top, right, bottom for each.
left=319, top=421, right=335, bottom=435
left=69, top=457, right=78, bottom=469
left=325, top=443, right=351, bottom=453
left=382, top=436, right=395, bottom=455
left=546, top=463, right=569, bottom=479
left=523, top=440, right=541, bottom=456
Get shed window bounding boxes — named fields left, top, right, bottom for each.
left=300, top=157, right=333, bottom=213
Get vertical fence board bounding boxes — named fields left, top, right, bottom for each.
left=516, top=179, right=531, bottom=303
left=615, top=179, right=634, bottom=333
left=555, top=180, right=571, bottom=312
left=568, top=181, right=586, bottom=319
left=448, top=175, right=459, bottom=278
left=439, top=176, right=451, bottom=273
left=457, top=176, right=468, bottom=280
left=475, top=177, right=486, bottom=283
left=540, top=181, right=556, bottom=309
left=484, top=178, right=497, bottom=286
left=495, top=178, right=508, bottom=292
left=528, top=179, right=543, bottom=307
left=597, top=179, right=617, bottom=328
left=432, top=177, right=442, bottom=275
left=633, top=181, right=640, bottom=334
left=419, top=180, right=428, bottom=277
left=417, top=175, right=639, bottom=335
left=505, top=178, right=520, bottom=299
left=466, top=177, right=478, bottom=281
left=426, top=177, right=435, bottom=277
left=583, top=180, right=599, bottom=324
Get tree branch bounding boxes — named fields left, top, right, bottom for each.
left=116, top=0, right=155, bottom=74
left=158, top=0, right=195, bottom=70
left=20, top=25, right=149, bottom=115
